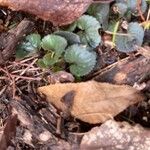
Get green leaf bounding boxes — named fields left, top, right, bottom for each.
left=128, top=0, right=147, bottom=16
left=77, top=31, right=88, bottom=45
left=65, top=22, right=77, bottom=32
left=41, top=34, right=67, bottom=51
left=16, top=48, right=29, bottom=59
left=39, top=35, right=67, bottom=67
left=85, top=28, right=101, bottom=48
left=54, top=31, right=81, bottom=45
left=41, top=34, right=67, bottom=58
left=146, top=0, right=150, bottom=5
left=76, top=15, right=101, bottom=48
left=112, top=2, right=128, bottom=17
left=115, top=22, right=144, bottom=53
left=116, top=0, right=147, bottom=16
left=112, top=21, right=120, bottom=43
left=37, top=59, right=47, bottom=68
left=25, top=33, right=41, bottom=52
left=64, top=44, right=96, bottom=77
left=87, top=3, right=110, bottom=29
left=43, top=53, right=58, bottom=66
left=107, top=21, right=118, bottom=32
left=16, top=33, right=41, bottom=59
left=77, top=15, right=100, bottom=30
left=128, top=22, right=144, bottom=46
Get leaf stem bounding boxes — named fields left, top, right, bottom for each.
left=112, top=21, right=120, bottom=43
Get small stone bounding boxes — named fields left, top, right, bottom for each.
left=39, top=131, right=52, bottom=142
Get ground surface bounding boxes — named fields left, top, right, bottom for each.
left=0, top=3, right=150, bottom=150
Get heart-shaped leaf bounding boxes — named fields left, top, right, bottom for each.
left=77, top=15, right=101, bottom=48
left=54, top=31, right=81, bottom=45
left=115, top=22, right=144, bottom=52
left=64, top=44, right=96, bottom=76
left=112, top=2, right=128, bottom=17
left=116, top=0, right=147, bottom=16
left=39, top=34, right=68, bottom=67
left=41, top=34, right=67, bottom=51
left=16, top=33, right=41, bottom=59
left=88, top=3, right=110, bottom=29
left=43, top=53, right=58, bottom=66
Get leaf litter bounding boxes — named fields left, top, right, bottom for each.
left=0, top=0, right=150, bottom=149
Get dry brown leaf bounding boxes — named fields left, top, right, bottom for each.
left=0, top=0, right=92, bottom=26
left=80, top=120, right=150, bottom=149
left=0, top=0, right=114, bottom=26
left=38, top=81, right=144, bottom=124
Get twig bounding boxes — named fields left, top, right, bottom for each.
left=105, top=31, right=131, bottom=37
left=11, top=77, right=16, bottom=99
left=136, top=0, right=145, bottom=21
left=0, top=19, right=34, bottom=65
left=15, top=58, right=38, bottom=81
left=0, top=77, right=7, bottom=80
left=11, top=68, right=40, bottom=74
left=12, top=75, right=41, bottom=81
left=0, top=85, right=7, bottom=97
left=18, top=56, right=38, bottom=64
left=146, top=6, right=150, bottom=22
left=0, top=67, right=12, bottom=80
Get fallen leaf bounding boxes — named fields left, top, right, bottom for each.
left=0, top=0, right=115, bottom=26
left=0, top=0, right=92, bottom=26
left=80, top=120, right=150, bottom=149
left=38, top=81, right=144, bottom=124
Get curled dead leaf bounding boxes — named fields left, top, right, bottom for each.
left=0, top=0, right=114, bottom=26
left=0, top=0, right=92, bottom=26
left=38, top=81, right=144, bottom=124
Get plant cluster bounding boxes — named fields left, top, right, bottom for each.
left=16, top=0, right=149, bottom=76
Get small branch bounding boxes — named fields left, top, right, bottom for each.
left=12, top=75, right=41, bottom=81
left=92, top=55, right=150, bottom=85
left=136, top=0, right=145, bottom=21
left=105, top=31, right=131, bottom=37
